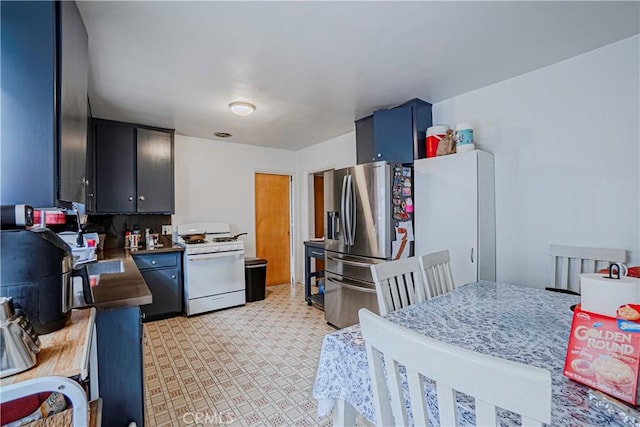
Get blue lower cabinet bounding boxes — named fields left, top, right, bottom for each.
left=96, top=306, right=144, bottom=427
left=133, top=252, right=183, bottom=321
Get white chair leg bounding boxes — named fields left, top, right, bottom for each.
left=333, top=398, right=357, bottom=427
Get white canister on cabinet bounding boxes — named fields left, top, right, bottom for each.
left=455, top=122, right=474, bottom=153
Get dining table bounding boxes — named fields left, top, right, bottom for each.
left=312, top=280, right=630, bottom=426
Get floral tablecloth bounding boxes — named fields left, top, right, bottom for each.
left=312, top=281, right=624, bottom=426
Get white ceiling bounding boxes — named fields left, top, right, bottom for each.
left=78, top=1, right=639, bottom=151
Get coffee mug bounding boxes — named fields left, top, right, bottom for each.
left=609, top=263, right=628, bottom=279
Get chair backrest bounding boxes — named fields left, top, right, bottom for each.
left=550, top=244, right=626, bottom=293
left=1, top=376, right=90, bottom=426
left=358, top=308, right=552, bottom=427
left=419, top=250, right=455, bottom=299
left=370, top=257, right=426, bottom=316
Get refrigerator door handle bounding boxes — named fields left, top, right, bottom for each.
left=326, top=254, right=377, bottom=269
left=349, top=174, right=356, bottom=246
left=341, top=175, right=349, bottom=246
left=325, top=275, right=377, bottom=291
left=345, top=175, right=354, bottom=246
left=338, top=281, right=377, bottom=294
left=344, top=175, right=351, bottom=246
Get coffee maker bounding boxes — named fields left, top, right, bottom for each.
left=0, top=207, right=91, bottom=335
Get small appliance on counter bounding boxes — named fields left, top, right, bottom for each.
left=0, top=227, right=92, bottom=335
left=57, top=231, right=98, bottom=264
left=0, top=296, right=40, bottom=378
left=1, top=204, right=34, bottom=228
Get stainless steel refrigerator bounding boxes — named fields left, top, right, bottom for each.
left=324, top=161, right=414, bottom=328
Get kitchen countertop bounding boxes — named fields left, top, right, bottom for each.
left=83, top=245, right=184, bottom=310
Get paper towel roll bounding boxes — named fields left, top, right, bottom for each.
left=580, top=273, right=640, bottom=317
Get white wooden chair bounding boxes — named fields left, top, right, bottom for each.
left=358, top=308, right=552, bottom=427
left=370, top=257, right=426, bottom=316
left=1, top=376, right=91, bottom=426
left=419, top=250, right=455, bottom=299
left=549, top=244, right=627, bottom=294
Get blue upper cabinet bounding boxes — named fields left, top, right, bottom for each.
left=1, top=1, right=57, bottom=207
left=355, top=98, right=433, bottom=165
left=373, top=106, right=414, bottom=163
left=0, top=1, right=88, bottom=208
left=58, top=1, right=89, bottom=205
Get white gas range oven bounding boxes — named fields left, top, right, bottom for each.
left=176, top=222, right=246, bottom=316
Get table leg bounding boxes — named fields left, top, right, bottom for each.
left=333, top=398, right=357, bottom=427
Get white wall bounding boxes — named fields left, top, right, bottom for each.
left=173, top=36, right=639, bottom=290
left=294, top=132, right=356, bottom=282
left=432, top=35, right=640, bottom=289
left=173, top=135, right=297, bottom=258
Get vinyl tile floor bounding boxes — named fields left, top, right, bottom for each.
left=143, top=283, right=337, bottom=427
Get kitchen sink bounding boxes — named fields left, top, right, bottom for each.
left=85, top=259, right=124, bottom=275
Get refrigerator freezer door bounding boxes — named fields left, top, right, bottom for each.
left=324, top=272, right=379, bottom=329
left=349, top=162, right=391, bottom=259
left=324, top=251, right=385, bottom=283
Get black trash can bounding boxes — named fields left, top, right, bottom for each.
left=245, top=257, right=267, bottom=302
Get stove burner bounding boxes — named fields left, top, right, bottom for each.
left=212, top=237, right=236, bottom=243
left=183, top=239, right=206, bottom=245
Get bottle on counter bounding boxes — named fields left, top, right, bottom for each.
left=145, top=228, right=154, bottom=249
left=124, top=225, right=131, bottom=248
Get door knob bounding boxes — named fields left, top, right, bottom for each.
left=128, top=196, right=133, bottom=201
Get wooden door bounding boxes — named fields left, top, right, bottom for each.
left=313, top=175, right=324, bottom=238
left=313, top=175, right=325, bottom=272
left=255, top=173, right=291, bottom=286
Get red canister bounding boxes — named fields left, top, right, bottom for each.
left=426, top=126, right=449, bottom=158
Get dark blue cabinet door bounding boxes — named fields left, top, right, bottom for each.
left=136, top=128, right=174, bottom=213
left=1, top=1, right=56, bottom=207
left=373, top=106, right=413, bottom=164
left=96, top=307, right=144, bottom=427
left=355, top=115, right=375, bottom=164
left=95, top=122, right=136, bottom=213
left=139, top=267, right=182, bottom=319
left=133, top=252, right=183, bottom=321
left=58, top=1, right=88, bottom=204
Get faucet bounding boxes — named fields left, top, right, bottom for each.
left=72, top=202, right=84, bottom=247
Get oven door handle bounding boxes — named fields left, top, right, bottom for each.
left=188, top=251, right=243, bottom=261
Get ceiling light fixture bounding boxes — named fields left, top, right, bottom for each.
left=229, top=101, right=256, bottom=116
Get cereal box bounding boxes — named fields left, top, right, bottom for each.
left=564, top=304, right=640, bottom=405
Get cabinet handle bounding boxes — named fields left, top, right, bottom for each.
left=88, top=193, right=94, bottom=197
left=128, top=196, right=133, bottom=201
left=171, top=275, right=176, bottom=280
left=151, top=260, right=157, bottom=265
left=471, top=248, right=474, bottom=263
left=377, top=153, right=381, bottom=158
left=141, top=312, right=146, bottom=319
left=139, top=196, right=145, bottom=201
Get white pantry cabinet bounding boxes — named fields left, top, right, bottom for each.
left=414, top=150, right=496, bottom=286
